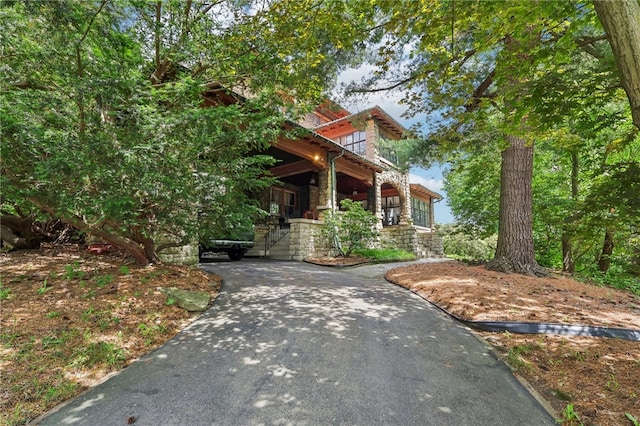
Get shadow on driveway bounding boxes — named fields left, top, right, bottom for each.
left=39, top=259, right=554, bottom=425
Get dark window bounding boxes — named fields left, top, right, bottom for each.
left=382, top=195, right=401, bottom=226
left=411, top=197, right=431, bottom=227
left=270, top=187, right=297, bottom=218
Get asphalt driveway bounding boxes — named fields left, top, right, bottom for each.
left=39, top=259, right=554, bottom=425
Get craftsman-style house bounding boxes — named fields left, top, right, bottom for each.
left=245, top=101, right=444, bottom=260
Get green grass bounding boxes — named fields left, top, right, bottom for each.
left=576, top=270, right=640, bottom=297
left=353, top=248, right=417, bottom=262
left=92, top=274, right=114, bottom=288
left=506, top=344, right=534, bottom=371
left=0, top=281, right=10, bottom=300
left=69, top=341, right=126, bottom=368
left=62, top=261, right=86, bottom=280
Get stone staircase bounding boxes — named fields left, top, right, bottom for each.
left=245, top=225, right=292, bottom=260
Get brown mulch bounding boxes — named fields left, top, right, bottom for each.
left=386, top=260, right=640, bottom=426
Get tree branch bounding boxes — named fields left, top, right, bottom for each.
left=349, top=49, right=478, bottom=95
left=465, top=68, right=496, bottom=112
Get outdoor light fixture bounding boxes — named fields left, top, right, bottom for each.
left=310, top=175, right=316, bottom=185
left=353, top=188, right=358, bottom=196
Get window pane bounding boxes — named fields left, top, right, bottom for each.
left=285, top=192, right=295, bottom=206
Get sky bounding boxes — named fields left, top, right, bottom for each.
left=335, top=67, right=455, bottom=224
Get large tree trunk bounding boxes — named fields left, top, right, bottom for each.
left=486, top=135, right=547, bottom=276
left=562, top=234, right=575, bottom=274
left=1, top=215, right=43, bottom=249
left=593, top=0, right=640, bottom=129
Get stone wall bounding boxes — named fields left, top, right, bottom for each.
left=158, top=243, right=199, bottom=265
left=288, top=219, right=330, bottom=260
left=414, top=230, right=444, bottom=258
left=379, top=225, right=415, bottom=254
left=379, top=226, right=444, bottom=258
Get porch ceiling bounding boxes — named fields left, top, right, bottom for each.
left=269, top=160, right=317, bottom=179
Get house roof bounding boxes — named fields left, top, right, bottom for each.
left=201, top=84, right=383, bottom=174
left=283, top=120, right=384, bottom=173
left=410, top=183, right=443, bottom=200
left=313, top=105, right=408, bottom=139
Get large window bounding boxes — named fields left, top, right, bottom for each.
left=382, top=195, right=401, bottom=226
left=270, top=187, right=297, bottom=218
left=411, top=197, right=431, bottom=228
left=335, top=131, right=366, bottom=155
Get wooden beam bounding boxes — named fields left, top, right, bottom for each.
left=269, top=160, right=317, bottom=179
left=335, top=157, right=374, bottom=185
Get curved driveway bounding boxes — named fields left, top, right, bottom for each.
left=40, top=259, right=553, bottom=425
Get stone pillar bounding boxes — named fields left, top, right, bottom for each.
left=309, top=184, right=319, bottom=212
left=365, top=118, right=378, bottom=163
left=400, top=173, right=412, bottom=225
left=429, top=199, right=436, bottom=229
left=317, top=166, right=332, bottom=220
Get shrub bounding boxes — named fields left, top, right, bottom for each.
left=441, top=224, right=497, bottom=261
left=322, top=199, right=378, bottom=257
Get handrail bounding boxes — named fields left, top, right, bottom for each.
left=264, top=222, right=290, bottom=252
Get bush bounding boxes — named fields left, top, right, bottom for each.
left=322, top=199, right=378, bottom=257
left=441, top=224, right=497, bottom=261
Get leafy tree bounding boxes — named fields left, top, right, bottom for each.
left=322, top=199, right=379, bottom=257
left=344, top=0, right=640, bottom=276
left=440, top=224, right=497, bottom=262
left=1, top=0, right=371, bottom=265
left=593, top=0, right=640, bottom=130
left=344, top=1, right=602, bottom=275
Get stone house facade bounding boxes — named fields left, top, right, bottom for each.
left=246, top=101, right=444, bottom=260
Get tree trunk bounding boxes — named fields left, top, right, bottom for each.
left=28, top=198, right=153, bottom=266
left=593, top=0, right=640, bottom=129
left=562, top=234, right=575, bottom=273
left=562, top=152, right=579, bottom=273
left=0, top=215, right=43, bottom=249
left=486, top=135, right=547, bottom=276
left=597, top=228, right=614, bottom=273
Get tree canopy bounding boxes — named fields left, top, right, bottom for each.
left=343, top=0, right=638, bottom=276
left=1, top=0, right=371, bottom=264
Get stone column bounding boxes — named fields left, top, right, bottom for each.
left=400, top=172, right=412, bottom=225
left=365, top=118, right=378, bottom=163
left=316, top=166, right=332, bottom=220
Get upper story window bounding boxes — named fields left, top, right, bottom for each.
left=335, top=131, right=366, bottom=155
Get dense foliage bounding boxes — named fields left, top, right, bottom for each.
left=440, top=224, right=497, bottom=262
left=342, top=0, right=638, bottom=278
left=1, top=0, right=370, bottom=264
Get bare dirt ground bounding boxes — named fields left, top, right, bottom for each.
left=0, top=247, right=221, bottom=425
left=386, top=260, right=640, bottom=426
left=2, top=250, right=639, bottom=425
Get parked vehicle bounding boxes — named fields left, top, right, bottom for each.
left=199, top=227, right=254, bottom=261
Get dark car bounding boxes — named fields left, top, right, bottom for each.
left=199, top=228, right=255, bottom=261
